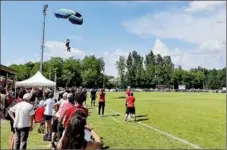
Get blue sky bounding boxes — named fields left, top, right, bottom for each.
left=1, top=1, right=226, bottom=76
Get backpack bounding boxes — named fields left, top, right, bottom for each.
left=4, top=99, right=19, bottom=121
left=43, top=132, right=52, bottom=141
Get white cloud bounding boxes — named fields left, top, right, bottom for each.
left=184, top=1, right=226, bottom=13
left=103, top=49, right=129, bottom=77
left=152, top=39, right=226, bottom=70
left=5, top=54, right=40, bottom=66
left=152, top=39, right=170, bottom=56
left=44, top=41, right=86, bottom=60
left=121, top=2, right=226, bottom=70
left=5, top=58, right=26, bottom=66
left=121, top=8, right=226, bottom=45
left=199, top=40, right=226, bottom=52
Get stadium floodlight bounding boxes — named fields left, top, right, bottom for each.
left=40, top=4, right=48, bottom=73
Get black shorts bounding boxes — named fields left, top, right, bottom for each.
left=44, top=115, right=53, bottom=121
left=91, top=97, right=95, bottom=101
left=10, top=121, right=15, bottom=133
left=126, top=107, right=135, bottom=114
left=52, top=117, right=58, bottom=133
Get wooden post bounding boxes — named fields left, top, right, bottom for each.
left=54, top=72, right=57, bottom=94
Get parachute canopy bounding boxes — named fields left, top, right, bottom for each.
left=54, top=9, right=83, bottom=25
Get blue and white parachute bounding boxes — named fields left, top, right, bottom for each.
left=54, top=8, right=83, bottom=25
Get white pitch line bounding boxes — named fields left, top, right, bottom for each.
left=106, top=107, right=202, bottom=149
left=94, top=107, right=121, bottom=124
left=111, top=117, right=121, bottom=124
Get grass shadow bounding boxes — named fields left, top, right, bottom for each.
left=102, top=146, right=110, bottom=149
left=113, top=96, right=126, bottom=99
left=135, top=118, right=149, bottom=122
left=136, top=115, right=148, bottom=118
left=103, top=114, right=121, bottom=117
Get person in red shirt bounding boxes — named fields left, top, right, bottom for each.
left=34, top=101, right=45, bottom=123
left=98, top=89, right=105, bottom=117
left=61, top=92, right=88, bottom=130
left=34, top=100, right=45, bottom=133
left=125, top=92, right=136, bottom=121
left=63, top=103, right=88, bottom=128
left=57, top=93, right=74, bottom=140
left=57, top=110, right=102, bottom=150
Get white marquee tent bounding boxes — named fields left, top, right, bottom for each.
left=15, top=71, right=56, bottom=87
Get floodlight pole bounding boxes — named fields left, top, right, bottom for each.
left=40, top=4, right=48, bottom=73
left=103, top=64, right=105, bottom=89
left=49, top=66, right=51, bottom=79
left=54, top=71, right=57, bottom=93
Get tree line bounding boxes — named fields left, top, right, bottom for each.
left=9, top=56, right=115, bottom=88
left=116, top=50, right=226, bottom=90
left=8, top=50, right=226, bottom=90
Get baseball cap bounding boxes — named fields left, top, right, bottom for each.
left=39, top=100, right=44, bottom=106
left=23, top=93, right=32, bottom=101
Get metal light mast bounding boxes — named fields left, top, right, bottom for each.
left=103, top=64, right=105, bottom=88
left=40, top=4, right=48, bottom=73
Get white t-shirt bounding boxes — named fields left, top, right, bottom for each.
left=44, top=98, right=55, bottom=116
left=55, top=99, right=68, bottom=117
left=9, top=101, right=35, bottom=128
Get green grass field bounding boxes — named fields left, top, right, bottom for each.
left=1, top=92, right=226, bottom=149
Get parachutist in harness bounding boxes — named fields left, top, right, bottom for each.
left=54, top=9, right=83, bottom=53
left=65, top=39, right=71, bottom=52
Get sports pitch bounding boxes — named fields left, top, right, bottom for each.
left=0, top=92, right=226, bottom=149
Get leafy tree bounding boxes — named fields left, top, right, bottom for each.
left=116, top=56, right=126, bottom=88
left=7, top=50, right=225, bottom=90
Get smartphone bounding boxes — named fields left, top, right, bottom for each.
left=84, top=129, right=92, bottom=141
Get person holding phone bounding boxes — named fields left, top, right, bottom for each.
left=57, top=110, right=102, bottom=150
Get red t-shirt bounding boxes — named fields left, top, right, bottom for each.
left=127, top=96, right=135, bottom=108
left=35, top=106, right=45, bottom=123
left=99, top=92, right=105, bottom=102
left=58, top=102, right=74, bottom=122
left=63, top=104, right=88, bottom=128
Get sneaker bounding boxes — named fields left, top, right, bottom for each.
left=51, top=142, right=56, bottom=149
